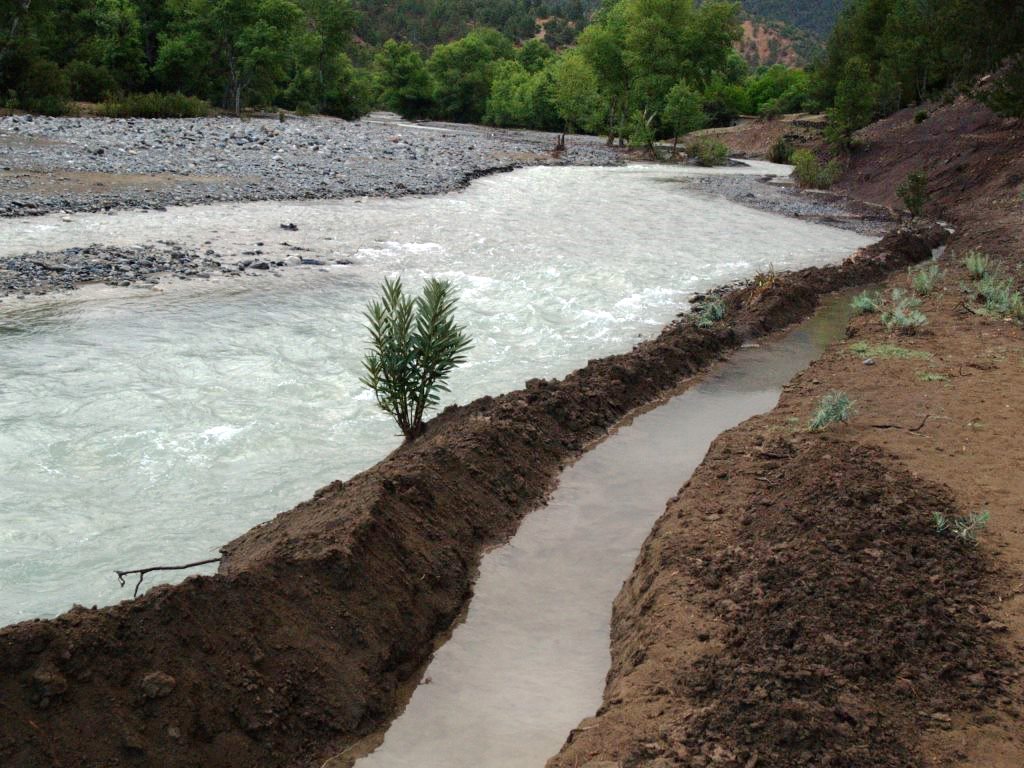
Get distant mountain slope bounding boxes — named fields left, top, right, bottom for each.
left=739, top=0, right=845, bottom=37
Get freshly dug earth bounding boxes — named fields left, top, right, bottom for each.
left=550, top=99, right=1024, bottom=768
left=0, top=228, right=937, bottom=768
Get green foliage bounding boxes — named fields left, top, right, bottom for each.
left=663, top=82, right=706, bottom=141
left=790, top=149, right=842, bottom=189
left=913, top=109, right=928, bottom=123
left=695, top=297, right=727, bottom=328
left=361, top=277, right=472, bottom=442
left=744, top=64, right=812, bottom=116
left=686, top=137, right=729, bottom=166
left=373, top=40, right=434, bottom=119
left=427, top=27, right=515, bottom=122
left=825, top=56, right=876, bottom=150
left=897, top=170, right=928, bottom=217
left=741, top=0, right=845, bottom=38
left=808, top=391, right=855, bottom=431
left=815, top=0, right=1024, bottom=125
left=909, top=262, right=940, bottom=296
left=933, top=510, right=989, bottom=544
left=982, top=55, right=1024, bottom=118
left=963, top=250, right=990, bottom=280
left=976, top=272, right=1021, bottom=318
left=97, top=91, right=210, bottom=117
left=849, top=340, right=931, bottom=360
left=549, top=50, right=604, bottom=133
left=881, top=287, right=927, bottom=334
left=65, top=60, right=120, bottom=102
left=767, top=136, right=794, bottom=164
left=850, top=290, right=882, bottom=314
left=16, top=59, right=72, bottom=115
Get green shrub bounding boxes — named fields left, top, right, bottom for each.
left=850, top=290, right=882, bottom=314
left=809, top=391, right=855, bottom=431
left=963, top=249, right=990, bottom=279
left=976, top=272, right=1023, bottom=319
left=65, top=60, right=118, bottom=103
left=790, top=149, right=842, bottom=189
left=881, top=287, right=927, bottom=333
left=933, top=510, right=989, bottom=544
left=695, top=297, right=726, bottom=328
left=913, top=109, right=928, bottom=123
left=897, top=170, right=929, bottom=217
left=686, top=138, right=729, bottom=167
left=767, top=136, right=794, bottom=164
left=97, top=92, right=210, bottom=118
left=18, top=59, right=72, bottom=115
left=910, top=262, right=941, bottom=295
left=1010, top=292, right=1024, bottom=323
left=361, top=277, right=472, bottom=441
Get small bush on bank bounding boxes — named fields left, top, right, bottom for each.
left=768, top=136, right=794, bottom=164
left=361, top=277, right=472, bottom=441
left=910, top=262, right=941, bottom=295
left=97, top=92, right=211, bottom=118
left=897, top=170, right=929, bottom=217
left=686, top=137, right=729, bottom=167
left=809, top=391, right=855, bottom=431
left=16, top=59, right=73, bottom=115
left=881, top=288, right=927, bottom=333
left=914, top=110, right=928, bottom=123
left=933, top=510, right=989, bottom=544
left=963, top=249, right=990, bottom=279
left=790, top=149, right=842, bottom=189
left=65, top=60, right=118, bottom=103
left=975, top=272, right=1024, bottom=321
left=851, top=290, right=882, bottom=314
left=695, top=297, right=727, bottom=327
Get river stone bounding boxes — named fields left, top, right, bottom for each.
left=140, top=670, right=176, bottom=699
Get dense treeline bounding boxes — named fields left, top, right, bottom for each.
left=818, top=0, right=1024, bottom=143
left=0, top=0, right=818, bottom=140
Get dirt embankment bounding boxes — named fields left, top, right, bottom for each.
left=549, top=98, right=1024, bottom=768
left=0, top=226, right=938, bottom=768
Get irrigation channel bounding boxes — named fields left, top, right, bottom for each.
left=330, top=292, right=856, bottom=768
left=0, top=162, right=872, bottom=627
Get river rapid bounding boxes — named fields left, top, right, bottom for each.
left=0, top=162, right=873, bottom=627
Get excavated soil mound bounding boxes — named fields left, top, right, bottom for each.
left=0, top=227, right=938, bottom=768
left=550, top=433, right=1009, bottom=768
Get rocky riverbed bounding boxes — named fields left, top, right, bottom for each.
left=0, top=241, right=343, bottom=299
left=677, top=172, right=897, bottom=235
left=0, top=112, right=618, bottom=217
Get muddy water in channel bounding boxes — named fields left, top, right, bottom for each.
left=341, top=295, right=854, bottom=768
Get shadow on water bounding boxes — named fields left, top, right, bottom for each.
left=332, top=292, right=855, bottom=768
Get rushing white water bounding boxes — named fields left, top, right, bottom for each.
left=0, top=163, right=872, bottom=627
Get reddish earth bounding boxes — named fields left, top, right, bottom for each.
left=0, top=227, right=937, bottom=767
left=737, top=19, right=803, bottom=67
left=549, top=98, right=1024, bottom=768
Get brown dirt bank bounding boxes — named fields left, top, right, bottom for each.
left=548, top=101, right=1023, bottom=768
left=0, top=226, right=939, bottom=768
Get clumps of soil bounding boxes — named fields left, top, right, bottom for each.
left=550, top=433, right=1008, bottom=768
left=682, top=437, right=1004, bottom=767
left=0, top=226, right=940, bottom=768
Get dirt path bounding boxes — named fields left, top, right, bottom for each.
left=549, top=98, right=1024, bottom=768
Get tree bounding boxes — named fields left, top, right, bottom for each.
left=373, top=39, right=434, bottom=118
left=427, top=28, right=514, bottom=122
left=361, top=277, right=472, bottom=442
left=663, top=81, right=705, bottom=148
left=549, top=50, right=604, bottom=133
left=826, top=56, right=877, bottom=149
left=290, top=0, right=356, bottom=112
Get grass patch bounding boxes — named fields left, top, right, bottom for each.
left=933, top=510, right=989, bottom=544
left=97, top=92, right=211, bottom=118
left=909, top=262, right=941, bottom=296
left=808, top=391, right=855, bottom=431
left=881, top=287, right=927, bottom=334
left=917, top=371, right=949, bottom=382
left=850, top=290, right=882, bottom=314
left=963, top=249, right=990, bottom=280
left=849, top=341, right=932, bottom=360
left=695, top=297, right=726, bottom=328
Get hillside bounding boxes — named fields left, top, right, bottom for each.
left=740, top=0, right=845, bottom=37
